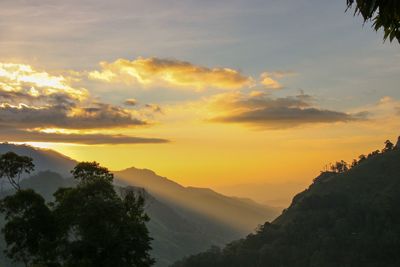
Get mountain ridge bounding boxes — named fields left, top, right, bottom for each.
left=0, top=143, right=278, bottom=266
left=172, top=146, right=400, bottom=267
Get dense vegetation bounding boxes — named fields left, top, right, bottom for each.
left=0, top=160, right=154, bottom=267
left=0, top=144, right=278, bottom=267
left=347, top=0, right=400, bottom=43
left=172, top=138, right=400, bottom=267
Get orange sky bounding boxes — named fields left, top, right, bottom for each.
left=1, top=0, right=400, bottom=206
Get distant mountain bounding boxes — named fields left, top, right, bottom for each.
left=116, top=167, right=278, bottom=232
left=0, top=144, right=278, bottom=266
left=172, top=148, right=400, bottom=267
left=0, top=143, right=76, bottom=177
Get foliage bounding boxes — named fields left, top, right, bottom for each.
left=346, top=0, right=400, bottom=43
left=322, top=137, right=399, bottom=175
left=0, top=189, right=59, bottom=267
left=0, top=159, right=154, bottom=267
left=383, top=139, right=394, bottom=151
left=71, top=161, right=113, bottom=184
left=329, top=160, right=349, bottom=173
left=172, top=138, right=400, bottom=267
left=0, top=152, right=34, bottom=190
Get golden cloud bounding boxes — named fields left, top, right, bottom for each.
left=0, top=63, right=87, bottom=100
left=259, top=71, right=296, bottom=90
left=260, top=72, right=283, bottom=90
left=0, top=62, right=167, bottom=144
left=206, top=91, right=366, bottom=129
left=89, top=57, right=253, bottom=91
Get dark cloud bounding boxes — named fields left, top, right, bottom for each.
left=208, top=92, right=366, bottom=129
left=0, top=102, right=146, bottom=129
left=124, top=98, right=138, bottom=106
left=0, top=128, right=169, bottom=145
left=144, top=104, right=163, bottom=113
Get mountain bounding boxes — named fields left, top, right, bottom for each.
left=0, top=143, right=76, bottom=177
left=0, top=143, right=278, bottom=266
left=172, top=147, right=400, bottom=267
left=116, top=167, right=277, bottom=232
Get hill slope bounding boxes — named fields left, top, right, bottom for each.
left=116, top=167, right=278, bottom=233
left=172, top=148, right=400, bottom=267
left=0, top=144, right=278, bottom=266
left=0, top=143, right=76, bottom=177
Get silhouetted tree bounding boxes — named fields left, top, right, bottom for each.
left=351, top=159, right=358, bottom=168
left=54, top=162, right=154, bottom=267
left=71, top=161, right=113, bottom=184
left=0, top=190, right=59, bottom=267
left=347, top=0, right=400, bottom=43
left=330, top=160, right=349, bottom=173
left=1, top=161, right=154, bottom=267
left=358, top=154, right=367, bottom=162
left=368, top=150, right=380, bottom=158
left=383, top=140, right=394, bottom=152
left=0, top=152, right=34, bottom=190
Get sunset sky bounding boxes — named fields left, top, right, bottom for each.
left=1, top=0, right=399, bottom=205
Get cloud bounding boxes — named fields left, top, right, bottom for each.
left=0, top=128, right=168, bottom=145
left=0, top=62, right=168, bottom=145
left=357, top=96, right=400, bottom=120
left=0, top=102, right=145, bottom=129
left=88, top=57, right=253, bottom=91
left=260, top=72, right=283, bottom=89
left=124, top=98, right=138, bottom=106
left=144, top=104, right=163, bottom=113
left=259, top=71, right=296, bottom=90
left=207, top=91, right=365, bottom=129
left=0, top=63, right=87, bottom=100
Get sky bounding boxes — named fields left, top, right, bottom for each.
left=1, top=0, right=399, bottom=206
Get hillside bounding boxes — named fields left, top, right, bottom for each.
left=116, top=167, right=278, bottom=232
left=172, top=148, right=400, bottom=267
left=0, top=143, right=76, bottom=177
left=0, top=144, right=278, bottom=266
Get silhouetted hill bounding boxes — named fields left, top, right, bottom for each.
left=0, top=143, right=76, bottom=177
left=0, top=144, right=278, bottom=266
left=172, top=148, right=400, bottom=267
left=116, top=168, right=278, bottom=233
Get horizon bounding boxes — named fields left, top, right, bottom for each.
left=1, top=136, right=397, bottom=207
left=1, top=0, right=399, bottom=207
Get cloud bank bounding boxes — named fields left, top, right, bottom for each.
left=0, top=63, right=167, bottom=144
left=89, top=57, right=254, bottom=91
left=207, top=91, right=366, bottom=129
left=0, top=129, right=168, bottom=145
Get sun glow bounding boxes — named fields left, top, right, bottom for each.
left=0, top=63, right=87, bottom=100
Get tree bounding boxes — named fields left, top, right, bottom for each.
left=1, top=162, right=154, bottom=267
left=383, top=139, right=394, bottom=152
left=358, top=154, right=367, bottom=162
left=0, top=152, right=34, bottom=190
left=53, top=162, right=154, bottom=267
left=0, top=189, right=59, bottom=267
left=351, top=159, right=358, bottom=168
left=346, top=0, right=400, bottom=43
left=70, top=161, right=113, bottom=184
left=330, top=160, right=349, bottom=173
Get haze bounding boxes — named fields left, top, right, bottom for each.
left=1, top=0, right=399, bottom=206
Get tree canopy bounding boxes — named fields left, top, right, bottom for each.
left=0, top=158, right=154, bottom=267
left=347, top=0, right=400, bottom=43
left=0, top=152, right=34, bottom=190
